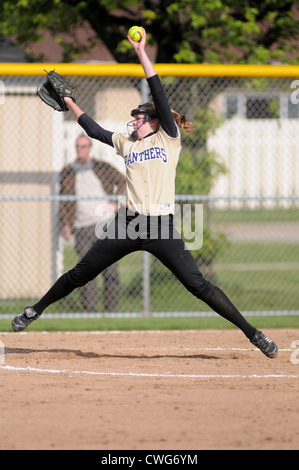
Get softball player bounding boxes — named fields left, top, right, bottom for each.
left=12, top=28, right=277, bottom=358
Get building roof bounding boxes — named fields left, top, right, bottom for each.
left=26, top=26, right=115, bottom=63
left=0, top=35, right=36, bottom=62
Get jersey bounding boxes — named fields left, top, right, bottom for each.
left=78, top=74, right=180, bottom=216
left=113, top=125, right=181, bottom=216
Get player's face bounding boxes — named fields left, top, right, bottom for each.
left=132, top=114, right=147, bottom=130
left=127, top=113, right=157, bottom=139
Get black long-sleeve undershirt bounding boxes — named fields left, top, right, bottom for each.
left=78, top=74, right=178, bottom=145
left=78, top=113, right=114, bottom=146
left=147, top=75, right=178, bottom=138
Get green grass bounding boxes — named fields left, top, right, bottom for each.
left=210, top=207, right=299, bottom=223
left=214, top=241, right=299, bottom=263
left=0, top=242, right=298, bottom=316
left=216, top=270, right=299, bottom=309
left=1, top=315, right=298, bottom=333
left=1, top=207, right=298, bottom=321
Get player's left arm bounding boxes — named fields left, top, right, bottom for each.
left=127, top=27, right=156, bottom=79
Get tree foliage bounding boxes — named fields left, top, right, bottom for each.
left=0, top=0, right=298, bottom=63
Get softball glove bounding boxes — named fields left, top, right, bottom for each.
left=37, top=70, right=75, bottom=112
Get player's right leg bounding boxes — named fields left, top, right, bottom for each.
left=12, top=306, right=40, bottom=332
left=12, top=222, right=136, bottom=332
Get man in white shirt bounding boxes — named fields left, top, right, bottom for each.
left=59, top=135, right=125, bottom=312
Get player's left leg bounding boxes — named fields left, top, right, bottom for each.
left=144, top=219, right=277, bottom=358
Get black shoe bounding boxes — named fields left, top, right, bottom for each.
left=250, top=330, right=278, bottom=358
left=12, top=307, right=40, bottom=332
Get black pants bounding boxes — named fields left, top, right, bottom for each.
left=68, top=208, right=214, bottom=300
left=34, top=207, right=256, bottom=340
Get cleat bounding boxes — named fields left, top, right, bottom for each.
left=250, top=330, right=278, bottom=358
left=12, top=307, right=40, bottom=332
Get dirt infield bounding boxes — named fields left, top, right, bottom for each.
left=0, top=328, right=298, bottom=450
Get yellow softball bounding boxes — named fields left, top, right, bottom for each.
left=128, top=26, right=142, bottom=42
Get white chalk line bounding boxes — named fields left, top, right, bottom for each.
left=0, top=364, right=298, bottom=379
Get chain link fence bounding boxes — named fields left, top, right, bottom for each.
left=0, top=67, right=298, bottom=318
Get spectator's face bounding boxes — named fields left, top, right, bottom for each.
left=76, top=137, right=91, bottom=163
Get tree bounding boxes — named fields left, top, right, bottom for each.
left=0, top=0, right=298, bottom=64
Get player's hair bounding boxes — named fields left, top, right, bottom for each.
left=134, top=102, right=195, bottom=134
left=171, top=110, right=196, bottom=133
left=131, top=102, right=157, bottom=120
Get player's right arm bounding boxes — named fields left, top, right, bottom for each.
left=64, top=97, right=84, bottom=120
left=128, top=28, right=177, bottom=138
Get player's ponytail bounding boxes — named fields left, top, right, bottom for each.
left=171, top=110, right=196, bottom=133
